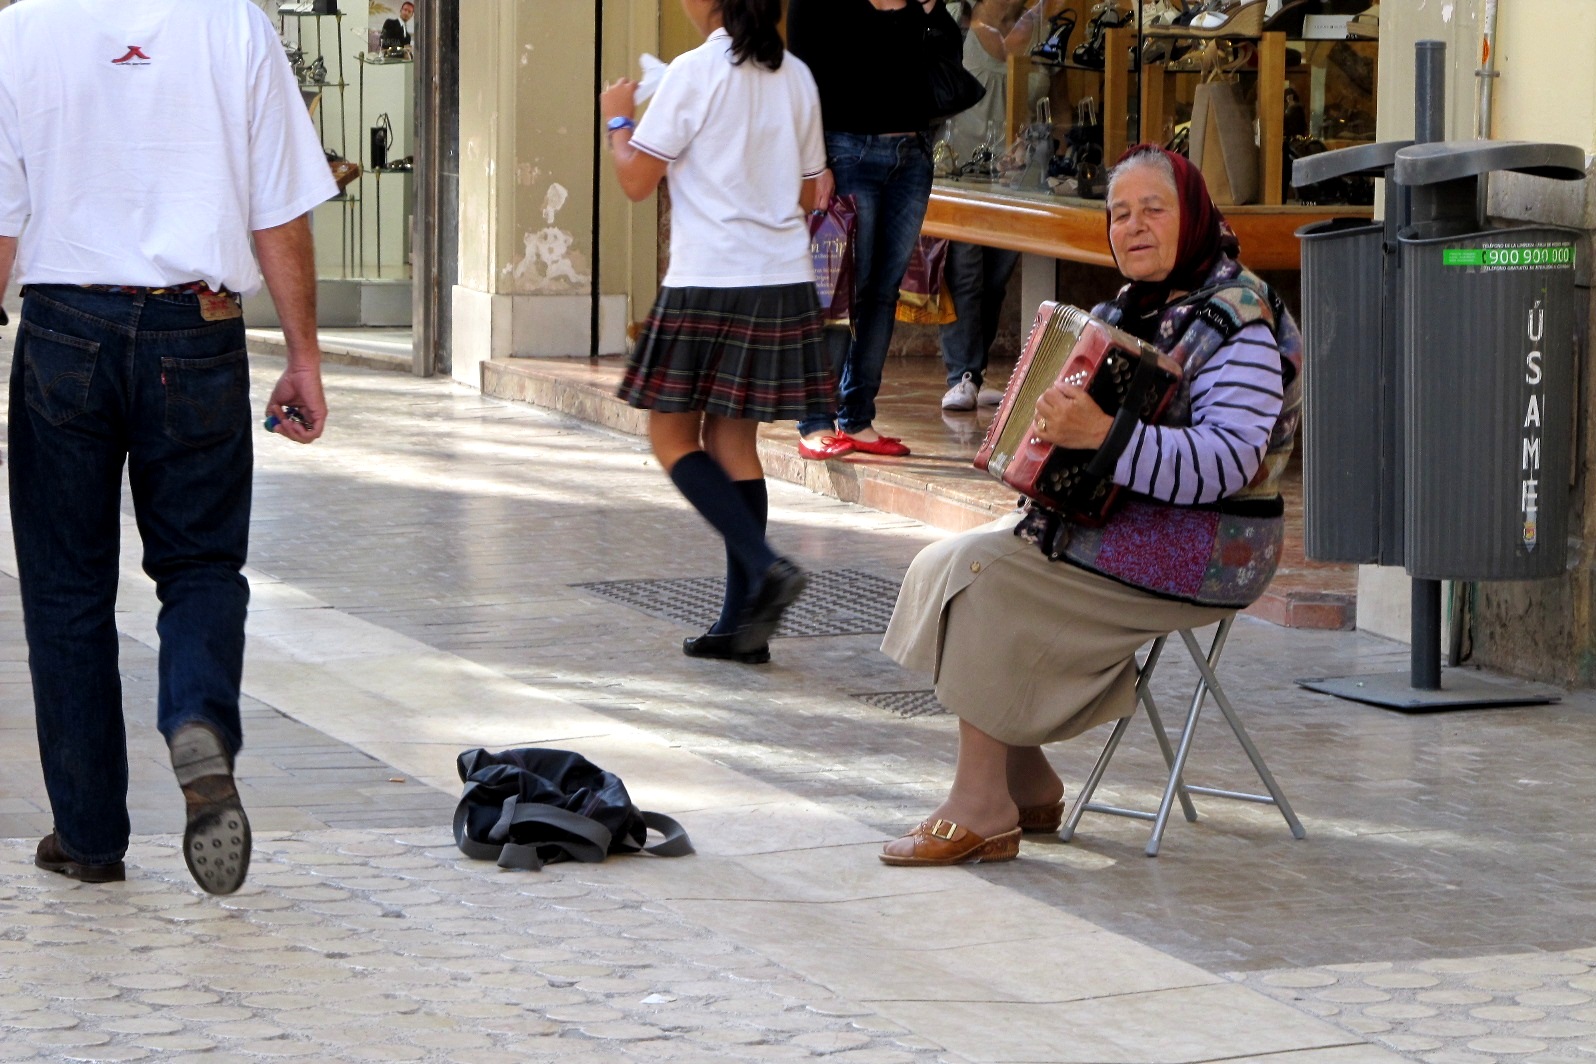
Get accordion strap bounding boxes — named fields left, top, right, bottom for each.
left=1084, top=343, right=1166, bottom=479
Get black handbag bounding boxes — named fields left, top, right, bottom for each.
left=925, top=12, right=986, bottom=123
left=453, top=747, right=694, bottom=871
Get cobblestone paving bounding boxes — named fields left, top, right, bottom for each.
left=1241, top=953, right=1596, bottom=1063
left=0, top=830, right=961, bottom=1064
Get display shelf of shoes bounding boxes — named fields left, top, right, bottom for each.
left=925, top=20, right=1373, bottom=270
left=1003, top=25, right=1136, bottom=172
left=353, top=46, right=414, bottom=281
left=279, top=9, right=361, bottom=277
left=1139, top=30, right=1378, bottom=207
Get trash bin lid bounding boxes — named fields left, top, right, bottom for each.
left=1293, top=140, right=1412, bottom=186
left=1394, top=141, right=1588, bottom=186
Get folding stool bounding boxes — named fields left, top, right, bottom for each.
left=1058, top=615, right=1306, bottom=857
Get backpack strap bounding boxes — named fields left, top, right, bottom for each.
left=628, top=811, right=695, bottom=857
left=452, top=792, right=613, bottom=869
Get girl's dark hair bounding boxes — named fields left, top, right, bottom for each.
left=720, top=0, right=785, bottom=70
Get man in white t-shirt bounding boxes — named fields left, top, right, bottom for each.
left=0, top=0, right=338, bottom=895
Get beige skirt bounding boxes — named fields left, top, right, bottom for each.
left=881, top=513, right=1233, bottom=747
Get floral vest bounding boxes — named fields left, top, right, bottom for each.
left=1016, top=254, right=1304, bottom=608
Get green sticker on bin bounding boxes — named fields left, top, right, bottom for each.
left=1443, top=245, right=1575, bottom=268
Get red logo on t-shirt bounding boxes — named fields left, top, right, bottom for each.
left=112, top=46, right=151, bottom=65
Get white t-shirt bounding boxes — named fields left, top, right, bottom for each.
left=0, top=0, right=338, bottom=295
left=632, top=30, right=826, bottom=289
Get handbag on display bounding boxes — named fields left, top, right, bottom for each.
left=924, top=9, right=987, bottom=122
left=453, top=747, right=693, bottom=872
left=808, top=194, right=858, bottom=328
left=1186, top=50, right=1259, bottom=205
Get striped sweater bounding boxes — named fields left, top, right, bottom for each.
left=1112, top=321, right=1283, bottom=505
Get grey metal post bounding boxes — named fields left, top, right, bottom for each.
left=1409, top=41, right=1447, bottom=691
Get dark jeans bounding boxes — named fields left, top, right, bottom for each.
left=8, top=285, right=253, bottom=866
left=939, top=240, right=1020, bottom=388
left=799, top=130, right=934, bottom=437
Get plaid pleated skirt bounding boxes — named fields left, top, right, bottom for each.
left=617, top=283, right=835, bottom=421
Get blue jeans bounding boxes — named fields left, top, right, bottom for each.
left=939, top=240, right=1020, bottom=388
left=8, top=285, right=253, bottom=866
left=799, top=131, right=934, bottom=437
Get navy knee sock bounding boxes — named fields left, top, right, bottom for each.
left=668, top=453, right=777, bottom=617
left=710, top=479, right=769, bottom=635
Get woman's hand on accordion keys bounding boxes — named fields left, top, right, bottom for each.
left=1032, top=384, right=1113, bottom=451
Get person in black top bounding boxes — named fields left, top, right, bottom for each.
left=788, top=0, right=960, bottom=461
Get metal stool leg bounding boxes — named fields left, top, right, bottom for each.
left=1177, top=627, right=1307, bottom=841
left=1062, top=616, right=1306, bottom=854
left=1061, top=635, right=1198, bottom=843
left=1144, top=624, right=1222, bottom=856
left=1138, top=681, right=1200, bottom=826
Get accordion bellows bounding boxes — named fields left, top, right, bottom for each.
left=975, top=302, right=1182, bottom=525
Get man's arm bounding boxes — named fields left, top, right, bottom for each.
left=253, top=214, right=326, bottom=443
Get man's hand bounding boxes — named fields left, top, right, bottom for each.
left=265, top=360, right=327, bottom=444
left=1032, top=383, right=1112, bottom=450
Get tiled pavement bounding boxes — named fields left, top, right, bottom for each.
left=0, top=332, right=1591, bottom=1061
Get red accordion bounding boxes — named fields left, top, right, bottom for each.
left=975, top=302, right=1183, bottom=525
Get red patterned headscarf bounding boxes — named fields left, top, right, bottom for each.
left=1106, top=144, right=1241, bottom=313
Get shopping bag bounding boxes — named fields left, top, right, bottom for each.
left=1188, top=76, right=1258, bottom=206
left=895, top=236, right=957, bottom=326
left=808, top=194, right=857, bottom=327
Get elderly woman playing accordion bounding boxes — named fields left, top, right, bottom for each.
left=879, top=144, right=1303, bottom=866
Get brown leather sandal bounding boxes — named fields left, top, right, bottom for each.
left=1017, top=801, right=1066, bottom=834
left=879, top=819, right=1022, bottom=866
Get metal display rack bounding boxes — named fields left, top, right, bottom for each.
left=278, top=8, right=412, bottom=281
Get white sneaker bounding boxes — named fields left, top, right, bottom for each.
left=941, top=373, right=978, bottom=411
left=977, top=385, right=1005, bottom=407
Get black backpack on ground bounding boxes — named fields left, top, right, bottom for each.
left=453, top=747, right=693, bottom=871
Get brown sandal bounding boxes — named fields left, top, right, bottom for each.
left=1016, top=801, right=1066, bottom=835
left=879, top=819, right=1022, bottom=866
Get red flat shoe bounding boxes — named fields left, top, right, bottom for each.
left=836, top=431, right=910, bottom=457
left=798, top=434, right=854, bottom=461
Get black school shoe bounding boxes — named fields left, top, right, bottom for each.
left=170, top=722, right=252, bottom=895
left=34, top=833, right=125, bottom=884
left=683, top=631, right=771, bottom=665
left=731, top=559, right=808, bottom=655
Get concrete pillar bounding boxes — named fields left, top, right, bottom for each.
left=452, top=1, right=657, bottom=387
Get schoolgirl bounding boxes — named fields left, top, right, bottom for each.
left=600, top=0, right=832, bottom=663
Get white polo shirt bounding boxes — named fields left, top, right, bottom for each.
left=0, top=0, right=338, bottom=295
left=632, top=30, right=826, bottom=289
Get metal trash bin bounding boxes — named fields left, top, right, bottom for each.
left=1400, top=223, right=1579, bottom=579
left=1394, top=141, right=1587, bottom=581
left=1293, top=142, right=1411, bottom=564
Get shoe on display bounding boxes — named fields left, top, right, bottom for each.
left=941, top=373, right=978, bottom=411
